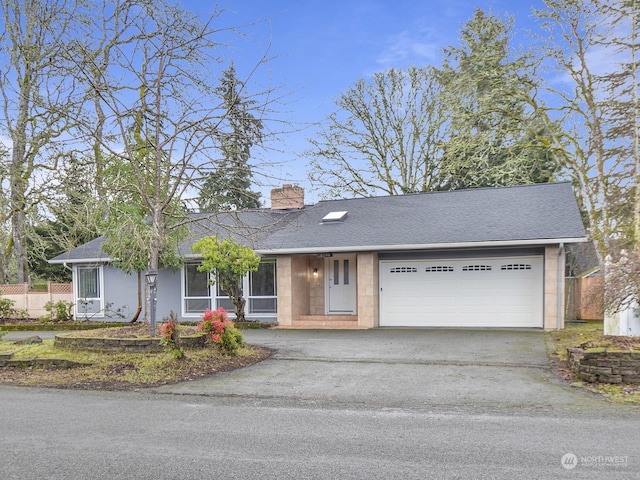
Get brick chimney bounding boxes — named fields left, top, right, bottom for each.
left=270, top=184, right=305, bottom=210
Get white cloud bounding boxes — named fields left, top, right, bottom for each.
left=376, top=30, right=439, bottom=67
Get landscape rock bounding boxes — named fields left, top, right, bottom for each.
left=13, top=336, right=43, bottom=345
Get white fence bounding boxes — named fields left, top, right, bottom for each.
left=0, top=283, right=73, bottom=318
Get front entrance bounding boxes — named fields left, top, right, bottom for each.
left=325, top=254, right=357, bottom=314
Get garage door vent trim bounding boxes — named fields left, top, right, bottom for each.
left=390, top=267, right=418, bottom=273
left=425, top=266, right=454, bottom=272
left=462, top=265, right=492, bottom=271
left=501, top=264, right=532, bottom=270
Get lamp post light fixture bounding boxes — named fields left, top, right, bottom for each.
left=146, top=269, right=158, bottom=337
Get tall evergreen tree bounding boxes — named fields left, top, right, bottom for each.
left=198, top=63, right=263, bottom=212
left=434, top=8, right=560, bottom=190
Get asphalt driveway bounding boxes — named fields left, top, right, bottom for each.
left=156, top=328, right=606, bottom=410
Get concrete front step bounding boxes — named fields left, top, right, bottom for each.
left=287, top=315, right=363, bottom=329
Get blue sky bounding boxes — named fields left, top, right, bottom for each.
left=184, top=1, right=548, bottom=203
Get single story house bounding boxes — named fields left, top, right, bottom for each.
left=50, top=182, right=587, bottom=329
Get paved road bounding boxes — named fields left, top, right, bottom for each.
left=1, top=328, right=639, bottom=479
left=2, top=330, right=67, bottom=340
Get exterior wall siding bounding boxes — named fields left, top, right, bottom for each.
left=156, top=268, right=182, bottom=321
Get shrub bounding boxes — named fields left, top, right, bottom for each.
left=160, top=311, right=184, bottom=359
left=0, top=295, right=17, bottom=318
left=198, top=307, right=244, bottom=353
left=44, top=300, right=74, bottom=322
left=0, top=329, right=6, bottom=341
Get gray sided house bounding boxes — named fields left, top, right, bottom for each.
left=50, top=182, right=587, bottom=329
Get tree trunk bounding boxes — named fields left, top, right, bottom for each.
left=131, top=270, right=142, bottom=323
left=11, top=183, right=28, bottom=284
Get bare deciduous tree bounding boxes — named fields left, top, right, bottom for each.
left=535, top=0, right=640, bottom=332
left=0, top=0, right=80, bottom=283
left=307, top=66, right=447, bottom=198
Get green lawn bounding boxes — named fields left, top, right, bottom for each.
left=0, top=330, right=271, bottom=390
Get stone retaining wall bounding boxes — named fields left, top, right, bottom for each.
left=568, top=348, right=640, bottom=384
left=55, top=333, right=207, bottom=352
left=0, top=352, right=89, bottom=369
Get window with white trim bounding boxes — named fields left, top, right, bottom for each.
left=214, top=272, right=236, bottom=312
left=184, top=259, right=278, bottom=317
left=249, top=259, right=277, bottom=313
left=75, top=265, right=103, bottom=316
left=184, top=262, right=211, bottom=314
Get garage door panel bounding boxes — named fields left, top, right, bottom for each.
left=457, top=295, right=496, bottom=307
left=500, top=295, right=536, bottom=306
left=380, top=256, right=543, bottom=328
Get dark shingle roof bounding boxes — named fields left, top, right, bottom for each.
left=259, top=182, right=585, bottom=252
left=50, top=182, right=586, bottom=263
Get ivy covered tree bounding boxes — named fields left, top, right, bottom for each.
left=192, top=236, right=260, bottom=321
left=197, top=63, right=263, bottom=212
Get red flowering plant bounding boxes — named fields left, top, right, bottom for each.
left=198, top=307, right=244, bottom=352
left=160, top=317, right=184, bottom=359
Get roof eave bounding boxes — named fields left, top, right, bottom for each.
left=254, top=237, right=588, bottom=255
left=50, top=237, right=588, bottom=263
left=48, top=257, right=111, bottom=265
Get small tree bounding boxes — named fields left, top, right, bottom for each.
left=192, top=236, right=260, bottom=321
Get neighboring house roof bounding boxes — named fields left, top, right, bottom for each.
left=566, top=241, right=601, bottom=277
left=49, top=182, right=587, bottom=264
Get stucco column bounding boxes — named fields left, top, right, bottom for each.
left=357, top=252, right=379, bottom=328
left=276, top=256, right=293, bottom=326
left=276, top=255, right=311, bottom=326
left=544, top=245, right=565, bottom=330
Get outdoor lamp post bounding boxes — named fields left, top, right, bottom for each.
left=146, top=269, right=158, bottom=336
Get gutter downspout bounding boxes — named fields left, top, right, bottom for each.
left=63, top=262, right=76, bottom=321
left=557, top=243, right=564, bottom=330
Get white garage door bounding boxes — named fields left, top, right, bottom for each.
left=379, top=256, right=543, bottom=328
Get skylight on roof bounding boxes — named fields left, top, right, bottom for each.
left=322, top=211, right=348, bottom=222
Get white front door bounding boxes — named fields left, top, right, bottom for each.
left=326, top=254, right=357, bottom=314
